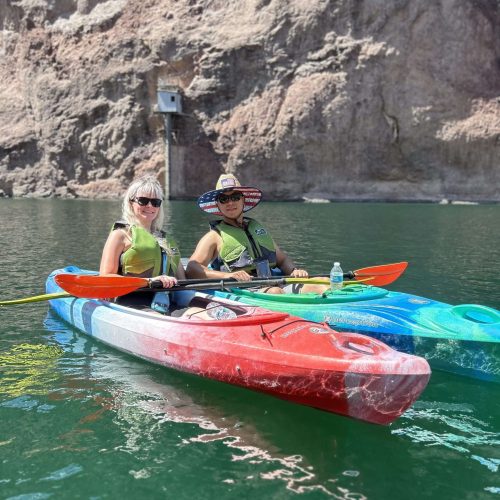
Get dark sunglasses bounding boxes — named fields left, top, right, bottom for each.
left=132, top=197, right=163, bottom=208
left=217, top=193, right=243, bottom=204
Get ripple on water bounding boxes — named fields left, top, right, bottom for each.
left=147, top=400, right=368, bottom=499
left=0, top=343, right=64, bottom=399
left=0, top=396, right=55, bottom=413
left=41, top=464, right=83, bottom=481
left=6, top=494, right=52, bottom=500
left=392, top=401, right=500, bottom=472
left=484, top=486, right=500, bottom=494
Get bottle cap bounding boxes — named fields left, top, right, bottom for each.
left=334, top=262, right=340, bottom=266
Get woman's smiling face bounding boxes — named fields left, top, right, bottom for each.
left=131, top=190, right=162, bottom=227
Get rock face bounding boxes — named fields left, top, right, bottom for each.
left=0, top=0, right=499, bottom=201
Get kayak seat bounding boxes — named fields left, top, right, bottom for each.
left=168, top=295, right=207, bottom=317
left=451, top=304, right=500, bottom=325
left=170, top=295, right=249, bottom=319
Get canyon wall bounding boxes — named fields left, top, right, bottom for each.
left=0, top=0, right=499, bottom=201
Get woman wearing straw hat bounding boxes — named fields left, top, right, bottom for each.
left=187, top=174, right=325, bottom=294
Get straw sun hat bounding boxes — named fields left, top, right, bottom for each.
left=197, top=174, right=262, bottom=216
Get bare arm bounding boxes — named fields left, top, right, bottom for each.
left=99, top=229, right=127, bottom=276
left=174, top=260, right=187, bottom=280
left=186, top=231, right=252, bottom=281
left=275, top=244, right=308, bottom=277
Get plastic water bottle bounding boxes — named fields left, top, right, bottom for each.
left=206, top=302, right=237, bottom=320
left=330, top=262, right=343, bottom=291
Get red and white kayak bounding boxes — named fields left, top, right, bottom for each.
left=46, top=267, right=431, bottom=425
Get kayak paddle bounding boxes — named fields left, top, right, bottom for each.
left=0, top=262, right=406, bottom=305
left=53, top=274, right=342, bottom=299
left=54, top=261, right=406, bottom=299
left=2, top=277, right=373, bottom=305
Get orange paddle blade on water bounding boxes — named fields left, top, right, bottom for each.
left=55, top=274, right=149, bottom=299
left=353, top=262, right=408, bottom=286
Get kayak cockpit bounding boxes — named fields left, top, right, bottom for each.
left=105, top=291, right=291, bottom=326
left=227, top=284, right=389, bottom=304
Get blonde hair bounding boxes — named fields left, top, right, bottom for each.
left=122, top=175, right=164, bottom=233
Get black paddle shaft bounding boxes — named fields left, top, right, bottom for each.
left=146, top=273, right=356, bottom=291
left=145, top=277, right=289, bottom=292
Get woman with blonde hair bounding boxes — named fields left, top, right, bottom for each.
left=99, top=175, right=185, bottom=309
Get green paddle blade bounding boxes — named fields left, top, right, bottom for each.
left=0, top=291, right=72, bottom=306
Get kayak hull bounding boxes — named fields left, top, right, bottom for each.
left=46, top=267, right=431, bottom=425
left=214, top=286, right=500, bottom=382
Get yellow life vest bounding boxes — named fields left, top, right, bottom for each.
left=112, top=222, right=181, bottom=278
left=210, top=218, right=277, bottom=273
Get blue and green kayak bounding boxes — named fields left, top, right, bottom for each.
left=213, top=285, right=500, bottom=382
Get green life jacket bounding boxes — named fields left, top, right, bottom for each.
left=210, top=218, right=277, bottom=273
left=112, top=222, right=181, bottom=278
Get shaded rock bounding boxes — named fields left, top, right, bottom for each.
left=0, top=0, right=498, bottom=201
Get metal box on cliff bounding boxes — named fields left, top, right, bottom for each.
left=157, top=88, right=182, bottom=114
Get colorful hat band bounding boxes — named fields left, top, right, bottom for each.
left=197, top=187, right=262, bottom=216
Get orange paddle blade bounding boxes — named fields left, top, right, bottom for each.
left=55, top=274, right=149, bottom=299
left=353, top=262, right=408, bottom=286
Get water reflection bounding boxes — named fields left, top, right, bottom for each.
left=0, top=310, right=497, bottom=498
left=41, top=311, right=367, bottom=499
left=0, top=343, right=64, bottom=398
left=1, top=198, right=498, bottom=499
left=394, top=395, right=500, bottom=472
left=390, top=372, right=500, bottom=500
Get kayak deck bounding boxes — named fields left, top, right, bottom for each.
left=214, top=285, right=500, bottom=382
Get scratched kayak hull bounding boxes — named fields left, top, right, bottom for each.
left=46, top=267, right=430, bottom=425
left=213, top=285, right=500, bottom=382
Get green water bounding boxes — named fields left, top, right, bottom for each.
left=0, top=199, right=499, bottom=499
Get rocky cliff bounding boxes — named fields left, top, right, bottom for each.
left=0, top=0, right=499, bottom=201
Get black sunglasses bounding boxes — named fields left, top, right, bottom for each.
left=217, top=193, right=243, bottom=204
left=132, top=197, right=163, bottom=208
